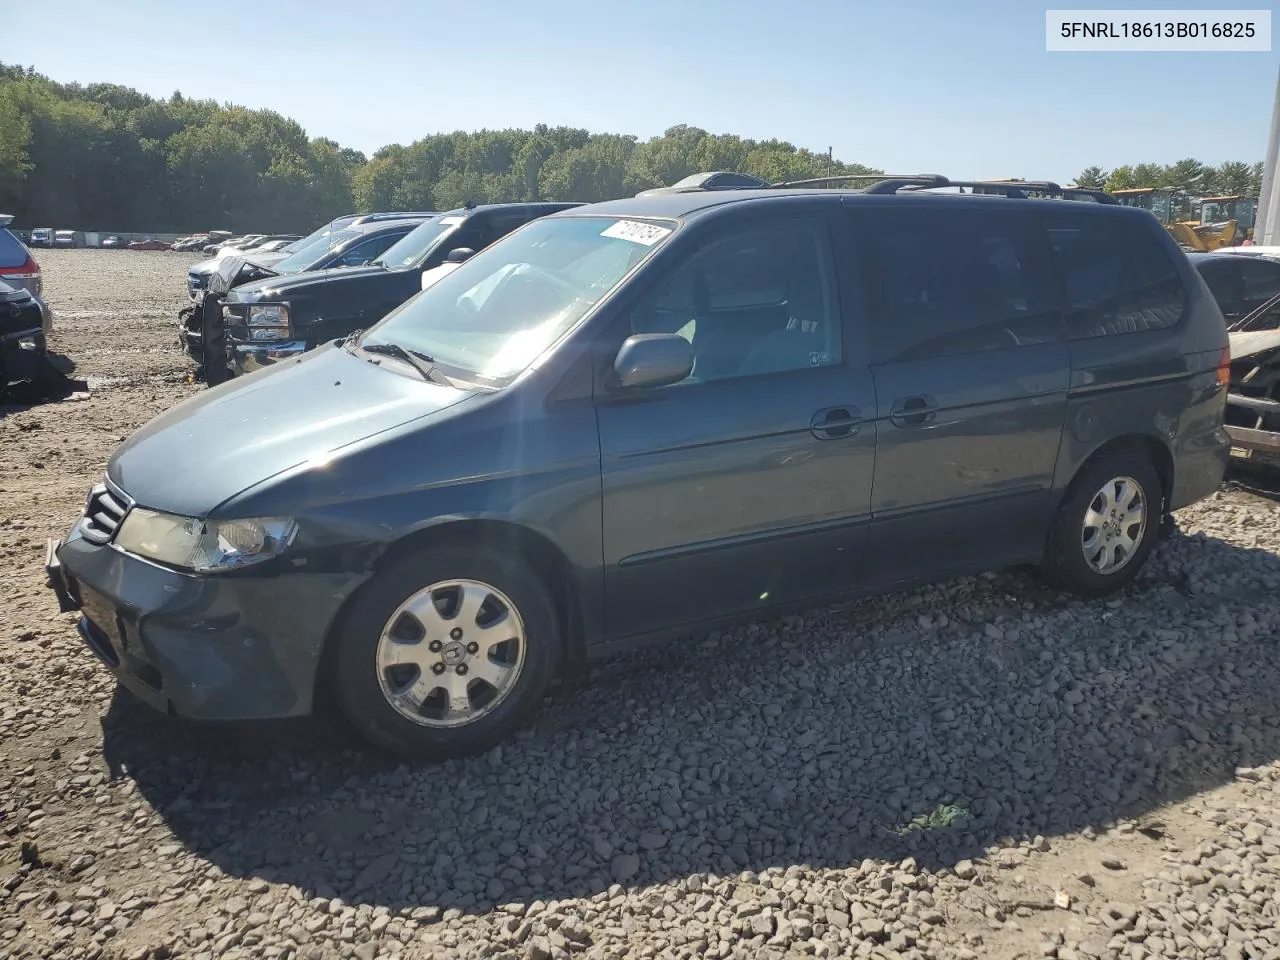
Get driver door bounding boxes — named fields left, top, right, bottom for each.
left=593, top=209, right=878, bottom=642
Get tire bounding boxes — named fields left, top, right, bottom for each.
left=1038, top=448, right=1165, bottom=598
left=329, top=545, right=561, bottom=761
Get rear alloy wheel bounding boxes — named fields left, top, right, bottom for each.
left=1039, top=450, right=1164, bottom=598
left=1079, top=476, right=1148, bottom=576
left=331, top=546, right=560, bottom=760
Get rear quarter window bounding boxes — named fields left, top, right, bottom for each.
left=0, top=229, right=30, bottom=268
left=1043, top=213, right=1186, bottom=338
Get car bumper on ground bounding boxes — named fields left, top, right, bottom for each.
left=1226, top=423, right=1280, bottom=470
left=231, top=339, right=306, bottom=376
left=45, top=529, right=354, bottom=721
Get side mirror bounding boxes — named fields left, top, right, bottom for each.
left=613, top=333, right=693, bottom=389
left=445, top=247, right=476, bottom=264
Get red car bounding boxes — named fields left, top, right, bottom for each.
left=127, top=238, right=170, bottom=251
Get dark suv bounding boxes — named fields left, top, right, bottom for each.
left=213, top=202, right=580, bottom=380
left=46, top=174, right=1230, bottom=761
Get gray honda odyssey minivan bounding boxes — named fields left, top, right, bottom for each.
left=47, top=175, right=1231, bottom=760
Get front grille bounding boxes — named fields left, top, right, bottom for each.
left=78, top=479, right=133, bottom=545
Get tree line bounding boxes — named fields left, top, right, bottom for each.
left=1074, top=160, right=1264, bottom=197
left=0, top=63, right=1265, bottom=233
left=0, top=64, right=879, bottom=233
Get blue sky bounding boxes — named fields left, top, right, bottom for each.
left=3, top=0, right=1276, bottom=183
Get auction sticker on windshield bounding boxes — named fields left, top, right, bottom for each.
left=601, top=220, right=672, bottom=246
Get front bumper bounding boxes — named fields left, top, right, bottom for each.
left=231, top=339, right=306, bottom=376
left=45, top=530, right=355, bottom=721
left=37, top=296, right=52, bottom=337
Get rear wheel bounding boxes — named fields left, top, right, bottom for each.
left=329, top=545, right=560, bottom=761
left=1039, top=449, right=1164, bottom=598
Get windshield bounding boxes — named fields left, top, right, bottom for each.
left=373, top=217, right=460, bottom=269
left=362, top=215, right=676, bottom=383
left=271, top=229, right=361, bottom=274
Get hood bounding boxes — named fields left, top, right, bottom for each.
left=207, top=254, right=281, bottom=295
left=107, top=344, right=474, bottom=517
left=189, top=257, right=217, bottom=276
left=1228, top=329, right=1280, bottom=362
left=243, top=250, right=291, bottom=270
left=225, top=264, right=390, bottom=302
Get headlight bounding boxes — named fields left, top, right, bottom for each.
left=114, top=508, right=297, bottom=572
left=247, top=304, right=290, bottom=326
left=246, top=304, right=290, bottom=342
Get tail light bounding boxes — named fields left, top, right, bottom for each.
left=0, top=254, right=41, bottom=297
left=1216, top=346, right=1231, bottom=388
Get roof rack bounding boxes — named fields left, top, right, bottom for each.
left=770, top=173, right=944, bottom=189
left=636, top=171, right=1118, bottom=204
left=894, top=178, right=1118, bottom=204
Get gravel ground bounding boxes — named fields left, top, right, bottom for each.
left=3, top=249, right=1280, bottom=960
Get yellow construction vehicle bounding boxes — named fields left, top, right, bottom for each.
left=1109, top=187, right=1190, bottom=226
left=1108, top=187, right=1253, bottom=251
left=1192, top=195, right=1257, bottom=246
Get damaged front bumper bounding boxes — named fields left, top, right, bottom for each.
left=1225, top=329, right=1280, bottom=468
left=230, top=339, right=306, bottom=376
left=45, top=528, right=351, bottom=721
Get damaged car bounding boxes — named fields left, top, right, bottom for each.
left=210, top=201, right=581, bottom=383
left=0, top=277, right=84, bottom=405
left=180, top=216, right=433, bottom=376
left=1225, top=292, right=1280, bottom=470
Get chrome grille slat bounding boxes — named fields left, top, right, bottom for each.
left=78, top=479, right=133, bottom=545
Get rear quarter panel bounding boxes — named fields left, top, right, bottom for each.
left=1054, top=230, right=1229, bottom=511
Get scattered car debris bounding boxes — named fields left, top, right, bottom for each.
left=1225, top=292, right=1280, bottom=471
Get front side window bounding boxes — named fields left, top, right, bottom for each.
left=854, top=207, right=1061, bottom=363
left=331, top=233, right=406, bottom=268
left=627, top=218, right=842, bottom=382
left=362, top=216, right=675, bottom=383
left=1196, top=259, right=1238, bottom=314
left=1044, top=213, right=1186, bottom=338
left=373, top=217, right=463, bottom=270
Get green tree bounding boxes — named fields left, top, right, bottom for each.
left=1105, top=166, right=1137, bottom=191
left=1074, top=166, right=1108, bottom=188
left=1211, top=161, right=1253, bottom=195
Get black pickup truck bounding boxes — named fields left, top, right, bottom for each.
left=199, top=202, right=581, bottom=384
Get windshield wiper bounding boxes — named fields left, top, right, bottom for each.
left=358, top=340, right=441, bottom=382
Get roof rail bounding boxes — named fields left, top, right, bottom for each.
left=894, top=178, right=1118, bottom=204
left=860, top=175, right=952, bottom=194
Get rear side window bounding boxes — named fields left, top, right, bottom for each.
left=0, top=229, right=30, bottom=268
left=852, top=207, right=1062, bottom=363
left=1043, top=213, right=1185, bottom=338
left=1240, top=258, right=1280, bottom=315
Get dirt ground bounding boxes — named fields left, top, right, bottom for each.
left=3, top=250, right=1280, bottom=960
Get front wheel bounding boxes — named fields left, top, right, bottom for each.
left=329, top=545, right=561, bottom=760
left=1039, top=450, right=1165, bottom=598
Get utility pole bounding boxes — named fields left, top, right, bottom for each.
left=1258, top=64, right=1280, bottom=245
left=827, top=146, right=833, bottom=182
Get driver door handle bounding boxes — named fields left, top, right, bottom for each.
left=890, top=395, right=937, bottom=427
